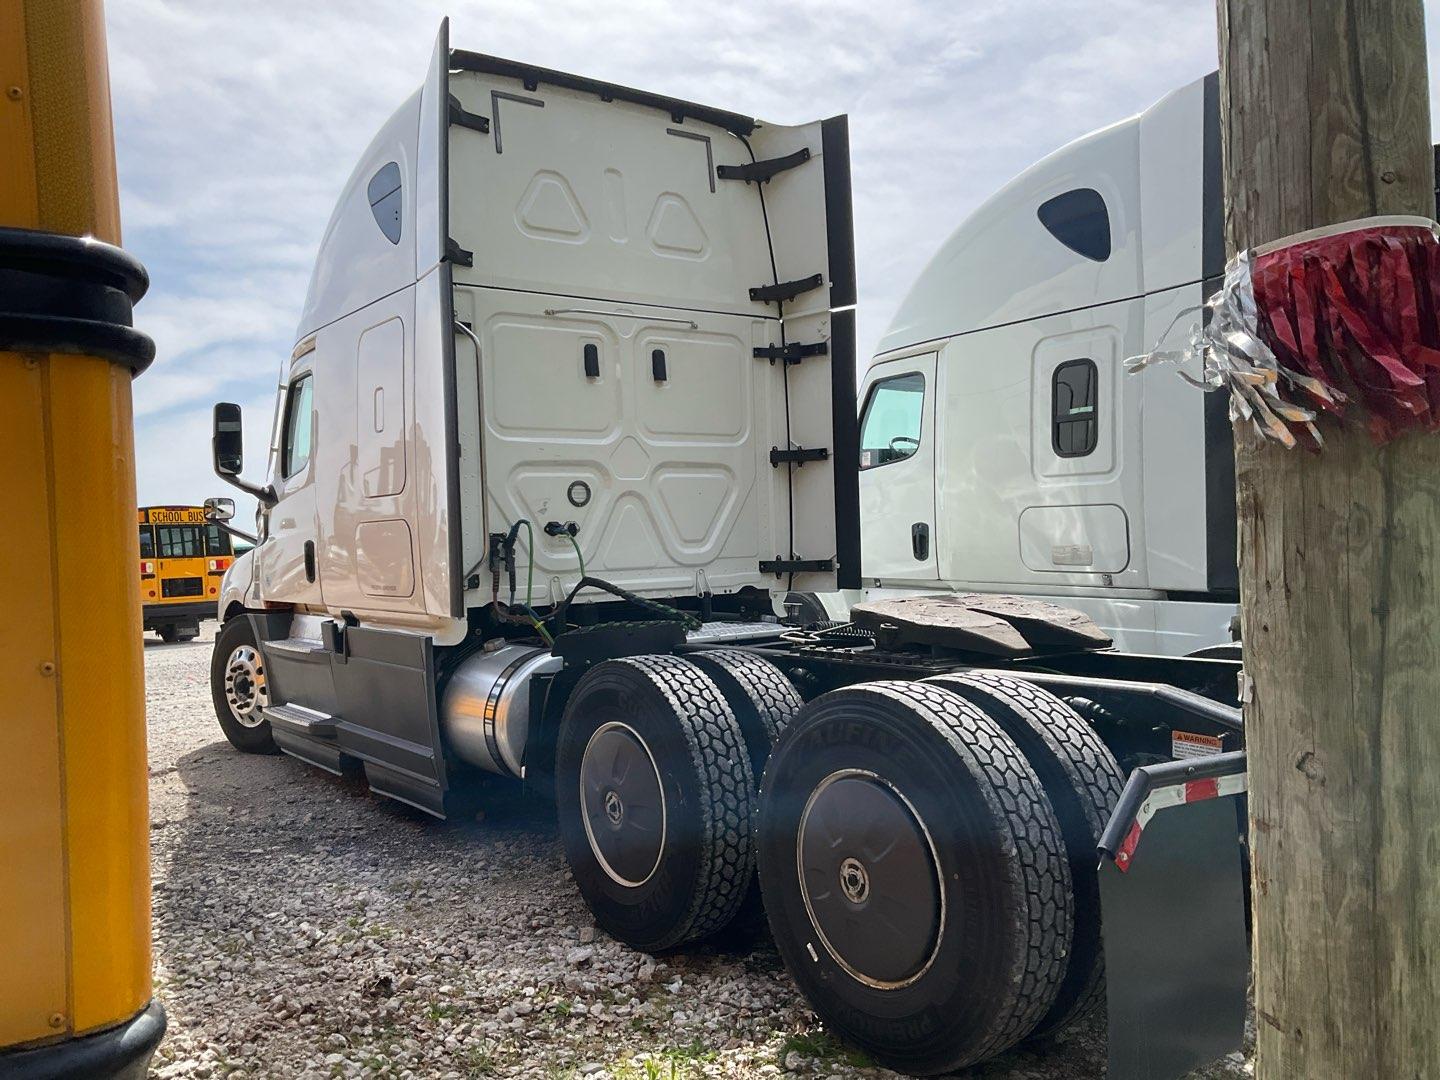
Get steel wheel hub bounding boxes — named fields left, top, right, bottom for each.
left=839, top=857, right=870, bottom=903
left=224, top=644, right=269, bottom=729
left=580, top=722, right=667, bottom=888
left=798, top=770, right=944, bottom=988
left=604, top=789, right=625, bottom=825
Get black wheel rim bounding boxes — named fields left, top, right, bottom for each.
left=580, top=721, right=667, bottom=887
left=798, top=771, right=943, bottom=988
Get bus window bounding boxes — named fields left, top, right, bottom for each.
left=139, top=525, right=155, bottom=559
left=155, top=525, right=205, bottom=558
left=205, top=525, right=233, bottom=556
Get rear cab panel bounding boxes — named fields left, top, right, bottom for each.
left=446, top=52, right=856, bottom=605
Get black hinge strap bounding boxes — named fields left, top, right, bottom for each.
left=752, top=341, right=828, bottom=365
left=446, top=237, right=474, bottom=267
left=716, top=147, right=811, bottom=183
left=770, top=446, right=829, bottom=467
left=759, top=557, right=834, bottom=577
left=749, top=273, right=824, bottom=304
left=448, top=94, right=491, bottom=134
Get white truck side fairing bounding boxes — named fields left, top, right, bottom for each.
left=858, top=76, right=1238, bottom=655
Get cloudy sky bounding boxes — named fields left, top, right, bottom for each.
left=107, top=1, right=1440, bottom=512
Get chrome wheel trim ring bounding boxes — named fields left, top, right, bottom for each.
left=579, top=720, right=668, bottom=889
left=796, top=767, right=946, bottom=990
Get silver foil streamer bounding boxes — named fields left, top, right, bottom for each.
left=1124, top=250, right=1338, bottom=449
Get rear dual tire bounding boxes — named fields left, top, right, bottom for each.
left=688, top=649, right=804, bottom=943
left=555, top=655, right=756, bottom=952
left=757, top=680, right=1074, bottom=1075
left=926, top=672, right=1125, bottom=1036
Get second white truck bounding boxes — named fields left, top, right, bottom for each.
left=844, top=74, right=1239, bottom=656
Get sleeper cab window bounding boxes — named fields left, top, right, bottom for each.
left=281, top=373, right=315, bottom=479
left=1037, top=187, right=1111, bottom=262
left=858, top=371, right=925, bottom=470
left=367, top=161, right=403, bottom=244
left=1052, top=359, right=1098, bottom=457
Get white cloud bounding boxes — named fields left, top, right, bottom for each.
left=107, top=0, right=1440, bottom=513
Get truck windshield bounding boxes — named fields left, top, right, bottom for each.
left=859, top=372, right=925, bottom=469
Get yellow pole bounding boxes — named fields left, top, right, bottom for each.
left=0, top=0, right=164, bottom=1071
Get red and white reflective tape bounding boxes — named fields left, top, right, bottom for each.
left=1113, top=771, right=1247, bottom=874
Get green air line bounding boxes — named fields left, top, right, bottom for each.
left=566, top=531, right=586, bottom=580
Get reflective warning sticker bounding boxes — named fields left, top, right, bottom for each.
left=1172, top=730, right=1224, bottom=760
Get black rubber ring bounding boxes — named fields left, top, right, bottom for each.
left=0, top=226, right=155, bottom=375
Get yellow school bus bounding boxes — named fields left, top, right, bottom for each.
left=138, top=506, right=232, bottom=641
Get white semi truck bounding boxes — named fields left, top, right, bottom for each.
left=827, top=73, right=1239, bottom=657
left=209, top=24, right=1249, bottom=1078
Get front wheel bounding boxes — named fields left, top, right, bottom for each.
left=210, top=616, right=278, bottom=754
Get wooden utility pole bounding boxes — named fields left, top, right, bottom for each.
left=1217, top=2, right=1440, bottom=1076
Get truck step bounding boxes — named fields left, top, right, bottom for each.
left=263, top=702, right=338, bottom=738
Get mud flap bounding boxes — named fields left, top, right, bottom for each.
left=1097, top=752, right=1249, bottom=1080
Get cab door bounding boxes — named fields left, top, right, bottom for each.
left=257, top=362, right=323, bottom=605
left=858, top=353, right=939, bottom=583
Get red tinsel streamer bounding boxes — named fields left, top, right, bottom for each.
left=1251, top=222, right=1440, bottom=447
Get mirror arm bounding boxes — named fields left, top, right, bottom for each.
left=214, top=467, right=276, bottom=508
left=212, top=520, right=258, bottom=545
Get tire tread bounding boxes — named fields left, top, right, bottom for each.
left=928, top=672, right=1125, bottom=1032
left=857, top=680, right=1073, bottom=1064
left=606, top=655, right=755, bottom=946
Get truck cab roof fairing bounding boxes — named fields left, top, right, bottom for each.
left=876, top=76, right=1209, bottom=357
left=296, top=91, right=422, bottom=342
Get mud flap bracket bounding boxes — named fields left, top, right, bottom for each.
left=1098, top=752, right=1250, bottom=1080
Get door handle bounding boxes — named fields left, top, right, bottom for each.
left=304, top=540, right=317, bottom=583
left=912, top=522, right=930, bottom=562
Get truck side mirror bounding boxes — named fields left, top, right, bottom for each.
left=213, top=402, right=244, bottom=477
left=203, top=496, right=235, bottom=522
left=211, top=402, right=277, bottom=507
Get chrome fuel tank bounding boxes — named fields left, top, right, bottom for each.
left=440, top=644, right=560, bottom=777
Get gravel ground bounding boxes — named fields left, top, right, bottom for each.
left=145, top=627, right=1252, bottom=1080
